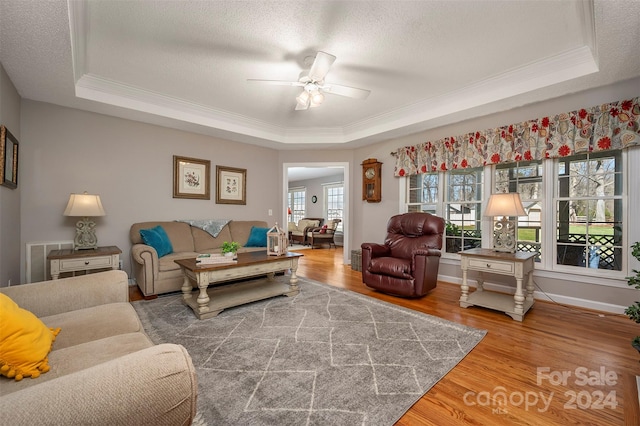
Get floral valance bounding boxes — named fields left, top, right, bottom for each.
left=393, top=96, right=640, bottom=176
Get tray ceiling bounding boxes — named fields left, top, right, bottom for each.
left=1, top=0, right=639, bottom=149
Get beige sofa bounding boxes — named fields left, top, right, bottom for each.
left=130, top=220, right=268, bottom=297
left=0, top=270, right=197, bottom=425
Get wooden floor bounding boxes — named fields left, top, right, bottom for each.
left=130, top=248, right=640, bottom=425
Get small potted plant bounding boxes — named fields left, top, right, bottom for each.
left=221, top=241, right=240, bottom=259
left=625, top=242, right=640, bottom=353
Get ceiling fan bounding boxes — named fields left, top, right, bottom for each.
left=248, top=51, right=371, bottom=110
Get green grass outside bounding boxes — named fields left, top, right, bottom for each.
left=517, top=224, right=614, bottom=241
left=455, top=224, right=614, bottom=242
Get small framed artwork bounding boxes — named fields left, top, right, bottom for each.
left=0, top=125, right=19, bottom=189
left=216, top=165, right=246, bottom=205
left=173, top=155, right=210, bottom=199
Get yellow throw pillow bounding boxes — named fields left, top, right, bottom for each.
left=0, top=293, right=61, bottom=381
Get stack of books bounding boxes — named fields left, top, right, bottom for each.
left=195, top=253, right=237, bottom=265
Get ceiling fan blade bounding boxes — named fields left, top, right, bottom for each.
left=247, top=79, right=304, bottom=87
left=308, top=51, right=336, bottom=82
left=322, top=83, right=371, bottom=100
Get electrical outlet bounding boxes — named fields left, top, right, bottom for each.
left=7, top=279, right=11, bottom=287
left=268, top=209, right=273, bottom=216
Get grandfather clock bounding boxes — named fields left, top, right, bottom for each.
left=361, top=158, right=382, bottom=202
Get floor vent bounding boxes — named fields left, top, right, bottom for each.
left=26, top=240, right=73, bottom=283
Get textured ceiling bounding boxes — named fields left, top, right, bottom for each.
left=1, top=1, right=639, bottom=149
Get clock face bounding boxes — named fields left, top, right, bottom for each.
left=365, top=168, right=376, bottom=179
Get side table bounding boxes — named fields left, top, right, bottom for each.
left=459, top=248, right=536, bottom=321
left=48, top=246, right=122, bottom=280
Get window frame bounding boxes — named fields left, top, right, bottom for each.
left=323, top=182, right=344, bottom=231
left=401, top=151, right=628, bottom=279
left=288, top=187, right=306, bottom=224
left=551, top=151, right=626, bottom=277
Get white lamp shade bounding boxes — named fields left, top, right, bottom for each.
left=484, top=193, right=526, bottom=217
left=63, top=193, right=106, bottom=217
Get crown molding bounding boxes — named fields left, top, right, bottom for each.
left=68, top=0, right=598, bottom=146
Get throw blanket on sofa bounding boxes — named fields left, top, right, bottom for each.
left=176, top=219, right=231, bottom=238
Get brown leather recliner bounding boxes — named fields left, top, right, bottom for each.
left=361, top=212, right=445, bottom=298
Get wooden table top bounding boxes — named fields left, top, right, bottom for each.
left=47, top=245, right=122, bottom=259
left=175, top=250, right=303, bottom=271
left=458, top=247, right=536, bottom=262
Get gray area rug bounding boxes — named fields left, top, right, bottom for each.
left=132, top=277, right=486, bottom=425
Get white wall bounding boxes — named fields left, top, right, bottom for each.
left=289, top=172, right=344, bottom=219
left=0, top=63, right=21, bottom=287
left=19, top=100, right=280, bottom=278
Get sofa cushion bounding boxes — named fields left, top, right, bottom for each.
left=3, top=332, right=154, bottom=394
left=228, top=221, right=269, bottom=246
left=298, top=219, right=320, bottom=231
left=0, top=294, right=61, bottom=381
left=158, top=252, right=199, bottom=272
left=40, top=303, right=144, bottom=350
left=245, top=226, right=269, bottom=247
left=140, top=225, right=173, bottom=257
left=130, top=222, right=195, bottom=252
left=192, top=225, right=232, bottom=252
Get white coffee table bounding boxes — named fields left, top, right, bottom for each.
left=175, top=251, right=302, bottom=319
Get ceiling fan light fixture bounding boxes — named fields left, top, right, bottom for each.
left=311, top=90, right=324, bottom=105
left=296, top=90, right=310, bottom=106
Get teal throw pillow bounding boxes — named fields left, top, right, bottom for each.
left=140, top=225, right=173, bottom=257
left=245, top=226, right=269, bottom=247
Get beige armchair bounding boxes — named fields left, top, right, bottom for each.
left=288, top=217, right=324, bottom=245
left=308, top=219, right=342, bottom=248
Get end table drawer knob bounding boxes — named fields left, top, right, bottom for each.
left=486, top=263, right=491, bottom=268
left=85, top=261, right=90, bottom=265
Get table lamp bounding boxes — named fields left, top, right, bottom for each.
left=64, top=192, right=106, bottom=250
left=484, top=192, right=526, bottom=253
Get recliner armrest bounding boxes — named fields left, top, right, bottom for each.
left=413, top=248, right=442, bottom=258
left=412, top=248, right=442, bottom=270
left=361, top=243, right=390, bottom=258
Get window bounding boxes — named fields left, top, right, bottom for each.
left=494, top=160, right=543, bottom=261
left=403, top=150, right=628, bottom=277
left=324, top=183, right=344, bottom=231
left=407, top=173, right=439, bottom=214
left=288, top=188, right=305, bottom=223
left=404, top=169, right=484, bottom=253
left=445, top=167, right=483, bottom=253
left=555, top=152, right=623, bottom=271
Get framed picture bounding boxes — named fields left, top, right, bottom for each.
left=173, top=155, right=210, bottom=199
left=216, top=165, right=246, bottom=205
left=0, top=125, right=19, bottom=189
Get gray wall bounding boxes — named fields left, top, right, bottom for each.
left=0, top=63, right=21, bottom=287
left=19, top=100, right=280, bottom=277
left=5, top=69, right=639, bottom=312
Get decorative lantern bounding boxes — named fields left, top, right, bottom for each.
left=267, top=222, right=288, bottom=256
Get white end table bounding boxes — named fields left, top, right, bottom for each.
left=48, top=246, right=122, bottom=280
left=459, top=248, right=536, bottom=321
